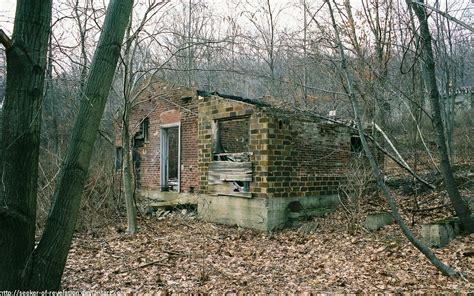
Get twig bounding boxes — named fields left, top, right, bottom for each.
left=116, top=259, right=167, bottom=274
left=178, top=222, right=196, bottom=229
left=162, top=249, right=186, bottom=256
left=410, top=0, right=474, bottom=33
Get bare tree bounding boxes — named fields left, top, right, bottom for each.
left=407, top=0, right=473, bottom=233
left=119, top=0, right=170, bottom=234
left=0, top=0, right=133, bottom=290
left=242, top=0, right=287, bottom=95
left=326, top=0, right=458, bottom=277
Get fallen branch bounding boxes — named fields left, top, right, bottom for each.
left=361, top=132, right=435, bottom=189
left=373, top=123, right=436, bottom=191
left=162, top=249, right=186, bottom=256
left=374, top=123, right=410, bottom=169
left=410, top=0, right=474, bottom=32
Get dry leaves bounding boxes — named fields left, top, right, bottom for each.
left=62, top=209, right=473, bottom=293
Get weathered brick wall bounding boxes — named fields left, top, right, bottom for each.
left=263, top=115, right=351, bottom=198
left=218, top=118, right=250, bottom=153
left=198, top=96, right=269, bottom=198
left=121, top=85, right=364, bottom=198
left=294, top=122, right=351, bottom=175
left=198, top=96, right=354, bottom=199
left=119, top=81, right=199, bottom=193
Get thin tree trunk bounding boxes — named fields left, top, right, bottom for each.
left=409, top=0, right=473, bottom=233
left=26, top=0, right=134, bottom=290
left=326, top=0, right=458, bottom=277
left=121, top=13, right=138, bottom=234
left=0, top=0, right=52, bottom=290
left=122, top=104, right=138, bottom=234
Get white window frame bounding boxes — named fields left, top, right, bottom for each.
left=160, top=123, right=181, bottom=192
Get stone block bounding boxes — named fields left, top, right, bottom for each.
left=364, top=212, right=394, bottom=231
left=421, top=218, right=460, bottom=248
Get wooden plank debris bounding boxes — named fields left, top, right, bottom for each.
left=208, top=161, right=252, bottom=184
left=208, top=161, right=253, bottom=198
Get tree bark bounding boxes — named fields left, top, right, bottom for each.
left=0, top=0, right=52, bottom=290
left=409, top=0, right=473, bottom=233
left=25, top=0, right=134, bottom=290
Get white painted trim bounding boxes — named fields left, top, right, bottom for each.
left=161, top=123, right=180, bottom=128
left=160, top=122, right=181, bottom=193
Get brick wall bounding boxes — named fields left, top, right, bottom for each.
left=121, top=81, right=199, bottom=193
left=218, top=118, right=250, bottom=153
left=265, top=117, right=351, bottom=198
left=198, top=95, right=269, bottom=198
left=119, top=85, right=365, bottom=198
left=198, top=95, right=354, bottom=199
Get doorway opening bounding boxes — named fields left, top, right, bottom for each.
left=160, top=124, right=180, bottom=192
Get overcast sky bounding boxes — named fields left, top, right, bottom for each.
left=0, top=0, right=301, bottom=35
left=0, top=0, right=16, bottom=33
left=1, top=0, right=471, bottom=36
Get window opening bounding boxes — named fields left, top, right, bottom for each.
left=114, top=146, right=123, bottom=172
left=209, top=117, right=252, bottom=196
left=132, top=147, right=142, bottom=189
left=136, top=117, right=149, bottom=143
left=213, top=117, right=250, bottom=161
left=351, top=135, right=363, bottom=153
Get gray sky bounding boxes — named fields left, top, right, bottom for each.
left=0, top=0, right=16, bottom=33
left=1, top=0, right=471, bottom=37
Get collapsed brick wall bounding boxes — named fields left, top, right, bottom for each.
left=117, top=81, right=199, bottom=194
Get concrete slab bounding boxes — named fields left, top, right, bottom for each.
left=364, top=212, right=395, bottom=231
left=421, top=217, right=460, bottom=248
left=198, top=194, right=340, bottom=231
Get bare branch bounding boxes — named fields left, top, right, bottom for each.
left=410, top=0, right=474, bottom=32
left=0, top=29, right=12, bottom=50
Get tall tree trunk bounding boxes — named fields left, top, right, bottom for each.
left=409, top=0, right=473, bottom=233
left=326, top=0, right=458, bottom=277
left=25, top=0, right=134, bottom=290
left=121, top=16, right=138, bottom=234
left=0, top=0, right=52, bottom=290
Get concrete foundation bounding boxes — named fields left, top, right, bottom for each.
left=364, top=212, right=395, bottom=231
left=421, top=218, right=461, bottom=248
left=198, top=194, right=339, bottom=231
left=139, top=189, right=182, bottom=201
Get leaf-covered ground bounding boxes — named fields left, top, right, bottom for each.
left=62, top=209, right=473, bottom=293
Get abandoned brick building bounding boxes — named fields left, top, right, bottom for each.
left=116, top=80, right=369, bottom=230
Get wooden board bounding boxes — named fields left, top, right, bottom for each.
left=208, top=161, right=252, bottom=184
left=208, top=183, right=251, bottom=198
left=208, top=161, right=253, bottom=198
